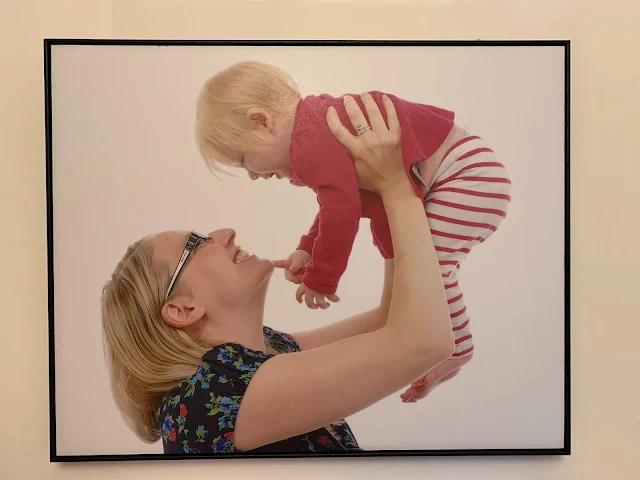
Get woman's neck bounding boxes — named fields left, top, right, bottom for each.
left=201, top=304, right=267, bottom=352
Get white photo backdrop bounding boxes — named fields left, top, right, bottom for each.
left=48, top=42, right=567, bottom=457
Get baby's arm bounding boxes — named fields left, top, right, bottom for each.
left=297, top=212, right=320, bottom=256
left=300, top=177, right=362, bottom=296
left=288, top=95, right=366, bottom=298
left=278, top=179, right=360, bottom=307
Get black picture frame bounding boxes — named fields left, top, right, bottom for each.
left=45, top=38, right=570, bottom=462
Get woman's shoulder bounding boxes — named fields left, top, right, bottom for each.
left=156, top=327, right=301, bottom=454
left=158, top=326, right=299, bottom=414
left=156, top=344, right=261, bottom=454
left=198, top=326, right=300, bottom=364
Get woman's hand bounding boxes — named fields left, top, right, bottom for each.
left=326, top=93, right=410, bottom=196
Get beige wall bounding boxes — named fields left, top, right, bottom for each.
left=0, top=0, right=637, bottom=478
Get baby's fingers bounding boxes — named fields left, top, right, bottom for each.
left=289, top=256, right=305, bottom=273
left=315, top=294, right=330, bottom=310
left=304, top=291, right=318, bottom=310
left=284, top=270, right=303, bottom=284
left=295, top=285, right=306, bottom=304
left=315, top=293, right=340, bottom=309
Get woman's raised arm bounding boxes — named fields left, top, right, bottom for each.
left=233, top=93, right=454, bottom=451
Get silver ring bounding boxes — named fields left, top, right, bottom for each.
left=355, top=124, right=371, bottom=136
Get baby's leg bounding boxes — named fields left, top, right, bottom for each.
left=405, top=136, right=511, bottom=400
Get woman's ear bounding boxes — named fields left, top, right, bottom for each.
left=246, top=107, right=274, bottom=132
left=161, top=298, right=206, bottom=330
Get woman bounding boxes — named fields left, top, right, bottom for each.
left=101, top=95, right=454, bottom=453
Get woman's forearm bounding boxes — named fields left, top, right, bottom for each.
left=238, top=196, right=454, bottom=449
left=292, top=307, right=387, bottom=351
left=292, top=259, right=394, bottom=351
left=381, top=184, right=454, bottom=353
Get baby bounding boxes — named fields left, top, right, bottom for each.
left=194, top=61, right=511, bottom=399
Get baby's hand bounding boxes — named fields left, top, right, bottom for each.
left=277, top=250, right=312, bottom=285
left=271, top=251, right=339, bottom=309
left=295, top=284, right=340, bottom=310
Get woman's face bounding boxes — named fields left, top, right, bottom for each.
left=151, top=228, right=275, bottom=312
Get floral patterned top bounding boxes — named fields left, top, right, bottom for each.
left=157, top=326, right=361, bottom=454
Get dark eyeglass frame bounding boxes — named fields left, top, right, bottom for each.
left=165, top=231, right=209, bottom=300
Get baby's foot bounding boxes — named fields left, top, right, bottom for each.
left=400, top=354, right=472, bottom=403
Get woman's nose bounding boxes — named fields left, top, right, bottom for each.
left=208, top=228, right=236, bottom=246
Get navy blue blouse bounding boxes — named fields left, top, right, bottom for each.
left=157, top=326, right=361, bottom=453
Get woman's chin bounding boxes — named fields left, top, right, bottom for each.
left=239, top=254, right=269, bottom=267
left=240, top=255, right=276, bottom=280
left=250, top=268, right=273, bottom=301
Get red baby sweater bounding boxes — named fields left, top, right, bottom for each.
left=288, top=91, right=455, bottom=295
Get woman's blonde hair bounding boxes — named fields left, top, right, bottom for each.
left=194, top=61, right=302, bottom=173
left=100, top=238, right=212, bottom=443
left=101, top=236, right=280, bottom=443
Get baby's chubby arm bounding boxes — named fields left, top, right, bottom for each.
left=297, top=212, right=320, bottom=255
left=278, top=180, right=360, bottom=308
left=287, top=94, right=365, bottom=300
left=299, top=179, right=362, bottom=296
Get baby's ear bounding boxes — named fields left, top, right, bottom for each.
left=246, top=108, right=273, bottom=130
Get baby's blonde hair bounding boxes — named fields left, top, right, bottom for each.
left=101, top=235, right=279, bottom=443
left=194, top=61, right=302, bottom=173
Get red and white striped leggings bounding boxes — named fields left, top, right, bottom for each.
left=412, top=135, right=511, bottom=357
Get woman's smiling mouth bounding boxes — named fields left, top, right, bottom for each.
left=233, top=248, right=251, bottom=264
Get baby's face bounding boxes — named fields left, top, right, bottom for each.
left=240, top=146, right=292, bottom=181
left=238, top=116, right=293, bottom=180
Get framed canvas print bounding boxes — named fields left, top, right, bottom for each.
left=45, top=39, right=570, bottom=461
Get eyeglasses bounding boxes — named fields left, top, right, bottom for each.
left=165, top=231, right=210, bottom=300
